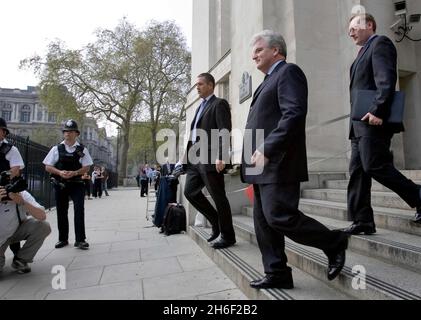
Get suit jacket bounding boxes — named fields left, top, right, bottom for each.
left=185, top=95, right=232, bottom=173
left=241, top=61, right=309, bottom=185
left=349, top=35, right=404, bottom=138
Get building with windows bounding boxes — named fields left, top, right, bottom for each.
left=0, top=86, right=116, bottom=171
left=187, top=0, right=421, bottom=172
left=182, top=0, right=421, bottom=300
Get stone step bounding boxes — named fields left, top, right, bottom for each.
left=302, top=189, right=412, bottom=210
left=231, top=215, right=421, bottom=300
left=244, top=203, right=421, bottom=271
left=325, top=180, right=421, bottom=192
left=188, top=226, right=352, bottom=300
left=400, top=171, right=421, bottom=180
left=298, top=199, right=421, bottom=236
left=306, top=213, right=421, bottom=272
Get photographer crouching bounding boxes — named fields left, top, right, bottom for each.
left=0, top=175, right=51, bottom=274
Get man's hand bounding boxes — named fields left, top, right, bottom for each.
left=7, top=192, right=25, bottom=205
left=361, top=113, right=383, bottom=126
left=215, top=160, right=226, bottom=173
left=251, top=150, right=269, bottom=168
left=59, top=170, right=74, bottom=180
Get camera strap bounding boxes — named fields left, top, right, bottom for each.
left=16, top=204, right=23, bottom=225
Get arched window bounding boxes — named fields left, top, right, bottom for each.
left=1, top=103, right=12, bottom=121
left=20, top=105, right=31, bottom=123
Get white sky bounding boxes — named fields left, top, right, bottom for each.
left=0, top=0, right=193, bottom=90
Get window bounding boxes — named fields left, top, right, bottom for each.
left=48, top=113, right=57, bottom=122
left=20, top=105, right=31, bottom=123
left=1, top=103, right=13, bottom=121
left=1, top=111, right=11, bottom=121
left=37, top=110, right=43, bottom=121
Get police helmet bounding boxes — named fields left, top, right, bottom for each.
left=0, top=118, right=10, bottom=135
left=62, top=119, right=80, bottom=134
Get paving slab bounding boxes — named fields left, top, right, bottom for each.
left=0, top=188, right=246, bottom=300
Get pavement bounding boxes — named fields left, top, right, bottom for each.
left=0, top=188, right=247, bottom=300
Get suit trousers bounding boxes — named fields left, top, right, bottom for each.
left=0, top=219, right=51, bottom=268
left=54, top=182, right=86, bottom=242
left=253, top=183, right=346, bottom=275
left=184, top=165, right=236, bottom=242
left=347, top=136, right=421, bottom=222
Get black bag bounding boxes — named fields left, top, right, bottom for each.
left=161, top=204, right=186, bottom=236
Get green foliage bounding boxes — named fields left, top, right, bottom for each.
left=30, top=126, right=62, bottom=148
left=20, top=18, right=191, bottom=177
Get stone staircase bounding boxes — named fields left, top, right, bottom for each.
left=188, top=171, right=421, bottom=300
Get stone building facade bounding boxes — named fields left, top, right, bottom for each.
left=187, top=0, right=421, bottom=172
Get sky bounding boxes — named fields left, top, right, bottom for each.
left=0, top=0, right=192, bottom=90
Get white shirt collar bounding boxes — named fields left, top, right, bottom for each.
left=203, top=94, right=215, bottom=103
left=267, top=59, right=285, bottom=76
left=61, top=140, right=80, bottom=148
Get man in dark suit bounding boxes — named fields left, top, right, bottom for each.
left=241, top=30, right=349, bottom=289
left=183, top=73, right=236, bottom=249
left=345, top=13, right=421, bottom=234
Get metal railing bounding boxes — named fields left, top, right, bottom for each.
left=7, top=134, right=54, bottom=209
left=306, top=114, right=352, bottom=169
left=7, top=133, right=118, bottom=209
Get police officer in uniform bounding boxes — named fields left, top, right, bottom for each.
left=43, top=120, right=93, bottom=250
left=0, top=118, right=26, bottom=256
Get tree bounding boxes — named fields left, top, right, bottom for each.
left=31, top=127, right=62, bottom=148
left=21, top=18, right=191, bottom=183
left=136, top=21, right=191, bottom=162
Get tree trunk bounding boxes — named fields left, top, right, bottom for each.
left=151, top=126, right=158, bottom=164
left=118, top=124, right=131, bottom=185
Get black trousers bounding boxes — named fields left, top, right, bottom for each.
left=84, top=180, right=91, bottom=197
left=140, top=179, right=148, bottom=197
left=93, top=179, right=103, bottom=198
left=54, top=182, right=86, bottom=242
left=347, top=136, right=421, bottom=222
left=253, top=183, right=346, bottom=275
left=184, top=165, right=235, bottom=242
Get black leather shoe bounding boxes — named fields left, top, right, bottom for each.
left=211, top=239, right=236, bottom=249
left=326, top=237, right=348, bottom=281
left=342, top=221, right=376, bottom=235
left=74, top=241, right=90, bottom=250
left=55, top=240, right=69, bottom=249
left=412, top=209, right=421, bottom=225
left=207, top=231, right=220, bottom=243
left=250, top=272, right=294, bottom=290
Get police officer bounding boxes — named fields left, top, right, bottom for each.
left=0, top=118, right=25, bottom=256
left=43, top=120, right=93, bottom=250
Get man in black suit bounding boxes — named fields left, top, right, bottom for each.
left=241, top=30, right=349, bottom=289
left=182, top=73, right=236, bottom=249
left=345, top=13, right=421, bottom=234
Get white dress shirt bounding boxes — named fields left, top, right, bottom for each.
left=43, top=141, right=93, bottom=167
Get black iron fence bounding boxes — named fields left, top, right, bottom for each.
left=7, top=134, right=54, bottom=209
left=6, top=133, right=117, bottom=210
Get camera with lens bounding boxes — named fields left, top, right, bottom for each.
left=0, top=171, right=28, bottom=201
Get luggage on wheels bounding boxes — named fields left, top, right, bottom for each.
left=153, top=176, right=178, bottom=227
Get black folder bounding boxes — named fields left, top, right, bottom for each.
left=351, top=90, right=405, bottom=124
